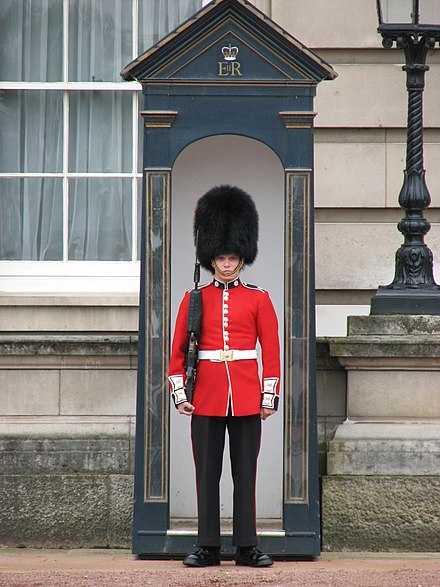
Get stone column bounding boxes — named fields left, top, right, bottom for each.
left=322, top=315, right=440, bottom=551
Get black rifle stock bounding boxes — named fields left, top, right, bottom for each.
left=185, top=239, right=203, bottom=404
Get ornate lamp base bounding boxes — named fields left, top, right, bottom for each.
left=371, top=288, right=440, bottom=315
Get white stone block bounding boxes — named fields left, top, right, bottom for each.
left=315, top=65, right=407, bottom=128
left=348, top=370, right=440, bottom=418
left=316, top=63, right=440, bottom=128
left=0, top=305, right=138, bottom=333
left=315, top=143, right=386, bottom=208
left=60, top=370, right=136, bottom=416
left=0, top=371, right=59, bottom=416
left=273, top=0, right=379, bottom=49
left=315, top=223, right=401, bottom=289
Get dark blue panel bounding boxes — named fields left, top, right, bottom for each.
left=156, top=27, right=309, bottom=81
left=142, top=85, right=316, bottom=168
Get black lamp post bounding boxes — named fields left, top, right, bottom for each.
left=371, top=0, right=440, bottom=314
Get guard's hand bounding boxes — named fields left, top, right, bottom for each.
left=260, top=408, right=276, bottom=420
left=178, top=401, right=195, bottom=416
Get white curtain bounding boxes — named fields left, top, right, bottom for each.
left=0, top=1, right=63, bottom=260
left=69, top=0, right=132, bottom=82
left=0, top=0, right=63, bottom=82
left=139, top=0, right=201, bottom=52
left=0, top=0, right=202, bottom=261
left=0, top=89, right=64, bottom=260
left=0, top=178, right=63, bottom=260
left=68, top=178, right=132, bottom=261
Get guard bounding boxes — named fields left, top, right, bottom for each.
left=168, top=185, right=281, bottom=567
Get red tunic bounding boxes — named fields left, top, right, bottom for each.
left=168, top=278, right=280, bottom=417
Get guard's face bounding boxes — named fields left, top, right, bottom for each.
left=214, top=254, right=241, bottom=281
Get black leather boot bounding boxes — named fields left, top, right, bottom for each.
left=235, top=546, right=273, bottom=567
left=183, top=546, right=221, bottom=567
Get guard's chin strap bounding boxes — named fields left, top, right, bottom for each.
left=211, top=258, right=244, bottom=280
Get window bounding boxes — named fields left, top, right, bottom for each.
left=0, top=0, right=201, bottom=290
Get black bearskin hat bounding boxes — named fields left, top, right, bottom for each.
left=194, top=185, right=259, bottom=273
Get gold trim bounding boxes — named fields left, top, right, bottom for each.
left=145, top=123, right=173, bottom=128
left=283, top=171, right=311, bottom=505
left=142, top=80, right=317, bottom=88
left=141, top=111, right=178, bottom=128
left=303, top=173, right=311, bottom=504
left=143, top=171, right=171, bottom=503
left=280, top=112, right=317, bottom=129
left=279, top=111, right=317, bottom=118
left=140, top=111, right=179, bottom=115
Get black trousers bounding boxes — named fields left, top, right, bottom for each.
left=191, top=413, right=261, bottom=548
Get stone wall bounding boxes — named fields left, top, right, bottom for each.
left=1, top=323, right=439, bottom=552
left=0, top=334, right=136, bottom=548
left=322, top=315, right=440, bottom=552
left=0, top=335, right=345, bottom=549
left=322, top=476, right=440, bottom=552
left=1, top=311, right=439, bottom=552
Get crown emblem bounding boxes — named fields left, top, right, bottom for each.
left=222, top=43, right=239, bottom=61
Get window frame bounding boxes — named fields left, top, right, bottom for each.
left=0, top=0, right=143, bottom=292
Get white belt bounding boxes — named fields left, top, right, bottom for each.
left=198, top=349, right=257, bottom=362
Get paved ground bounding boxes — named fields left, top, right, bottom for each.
left=0, top=549, right=439, bottom=587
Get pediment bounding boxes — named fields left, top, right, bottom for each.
left=121, top=0, right=336, bottom=84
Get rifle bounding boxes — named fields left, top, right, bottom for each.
left=185, top=233, right=203, bottom=405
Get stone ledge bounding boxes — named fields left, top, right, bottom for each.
left=327, top=420, right=440, bottom=475
left=348, top=314, right=440, bottom=336
left=328, top=315, right=440, bottom=363
left=0, top=294, right=139, bottom=306
left=0, top=415, right=135, bottom=437
left=329, top=335, right=440, bottom=360
left=0, top=438, right=134, bottom=474
left=0, top=335, right=138, bottom=355
left=331, top=419, right=440, bottom=438
left=0, top=335, right=138, bottom=368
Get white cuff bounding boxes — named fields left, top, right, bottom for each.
left=263, top=377, right=279, bottom=394
left=261, top=377, right=279, bottom=410
left=168, top=375, right=187, bottom=405
left=261, top=393, right=276, bottom=409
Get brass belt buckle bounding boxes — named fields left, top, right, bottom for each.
left=220, top=349, right=234, bottom=361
